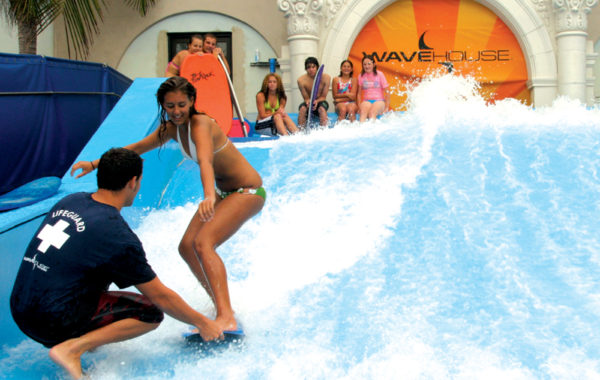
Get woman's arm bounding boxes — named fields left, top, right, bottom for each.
left=275, top=97, right=287, bottom=115
left=166, top=51, right=188, bottom=77
left=347, top=78, right=358, bottom=102
left=70, top=125, right=168, bottom=178
left=356, top=77, right=363, bottom=104
left=165, top=62, right=178, bottom=77
left=256, top=92, right=270, bottom=119
left=379, top=71, right=390, bottom=111
left=125, top=125, right=171, bottom=155
left=332, top=77, right=350, bottom=103
left=331, top=77, right=342, bottom=102
left=190, top=114, right=218, bottom=222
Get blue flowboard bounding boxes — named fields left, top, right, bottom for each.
left=183, top=328, right=245, bottom=355
left=306, top=64, right=325, bottom=128
left=0, top=176, right=61, bottom=212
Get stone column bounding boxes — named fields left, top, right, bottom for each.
left=553, top=0, right=598, bottom=101
left=586, top=40, right=598, bottom=105
left=278, top=0, right=324, bottom=109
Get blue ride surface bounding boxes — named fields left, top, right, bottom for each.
left=0, top=177, right=61, bottom=212
left=1, top=75, right=600, bottom=379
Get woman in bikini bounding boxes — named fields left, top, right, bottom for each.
left=165, top=35, right=203, bottom=77
left=332, top=60, right=358, bottom=122
left=255, top=73, right=298, bottom=136
left=71, top=76, right=264, bottom=333
left=357, top=54, right=390, bottom=122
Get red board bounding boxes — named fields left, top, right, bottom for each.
left=180, top=54, right=232, bottom=135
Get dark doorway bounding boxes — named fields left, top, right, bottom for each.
left=167, top=32, right=233, bottom=76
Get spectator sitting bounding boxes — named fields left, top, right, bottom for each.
left=297, top=57, right=331, bottom=128
left=255, top=73, right=298, bottom=136
left=332, top=60, right=358, bottom=122
left=357, top=54, right=390, bottom=122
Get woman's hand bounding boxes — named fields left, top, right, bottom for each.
left=197, top=195, right=216, bottom=222
left=70, top=161, right=95, bottom=179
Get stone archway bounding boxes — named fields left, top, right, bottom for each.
left=321, top=0, right=558, bottom=106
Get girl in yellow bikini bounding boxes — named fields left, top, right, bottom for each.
left=71, top=76, right=265, bottom=333
left=255, top=73, right=298, bottom=136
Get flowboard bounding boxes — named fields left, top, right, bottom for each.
left=306, top=64, right=325, bottom=127
left=183, top=328, right=244, bottom=355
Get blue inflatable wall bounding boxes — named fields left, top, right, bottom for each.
left=0, top=53, right=132, bottom=195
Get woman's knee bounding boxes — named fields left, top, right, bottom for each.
left=192, top=237, right=214, bottom=259
left=178, top=239, right=196, bottom=261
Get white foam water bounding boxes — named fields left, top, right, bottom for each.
left=3, top=74, right=600, bottom=379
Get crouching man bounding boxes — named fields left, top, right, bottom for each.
left=10, top=148, right=223, bottom=379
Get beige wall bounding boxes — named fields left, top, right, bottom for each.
left=50, top=0, right=287, bottom=114
left=53, top=0, right=286, bottom=67
left=0, top=22, right=54, bottom=56
left=4, top=0, right=600, bottom=106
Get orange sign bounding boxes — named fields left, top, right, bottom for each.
left=348, top=0, right=530, bottom=110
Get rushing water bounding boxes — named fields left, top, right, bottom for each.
left=3, top=75, right=600, bottom=379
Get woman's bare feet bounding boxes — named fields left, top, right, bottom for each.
left=216, top=315, right=238, bottom=332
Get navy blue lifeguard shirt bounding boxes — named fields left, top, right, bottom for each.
left=10, top=192, right=156, bottom=333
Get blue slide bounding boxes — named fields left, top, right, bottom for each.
left=0, top=78, right=177, bottom=348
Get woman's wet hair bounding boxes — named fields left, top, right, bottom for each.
left=155, top=76, right=198, bottom=145
left=361, top=54, right=378, bottom=76
left=339, top=60, right=354, bottom=77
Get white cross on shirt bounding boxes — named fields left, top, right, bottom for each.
left=37, top=219, right=70, bottom=253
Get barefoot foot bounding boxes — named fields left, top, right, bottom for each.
left=49, top=341, right=83, bottom=379
left=215, top=316, right=238, bottom=332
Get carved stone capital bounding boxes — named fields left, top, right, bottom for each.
left=324, top=0, right=347, bottom=27
left=278, top=0, right=324, bottom=36
left=528, top=0, right=554, bottom=31
left=553, top=0, right=599, bottom=31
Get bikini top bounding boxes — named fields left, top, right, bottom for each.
left=176, top=122, right=229, bottom=163
left=264, top=96, right=280, bottom=113
left=337, top=78, right=352, bottom=94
